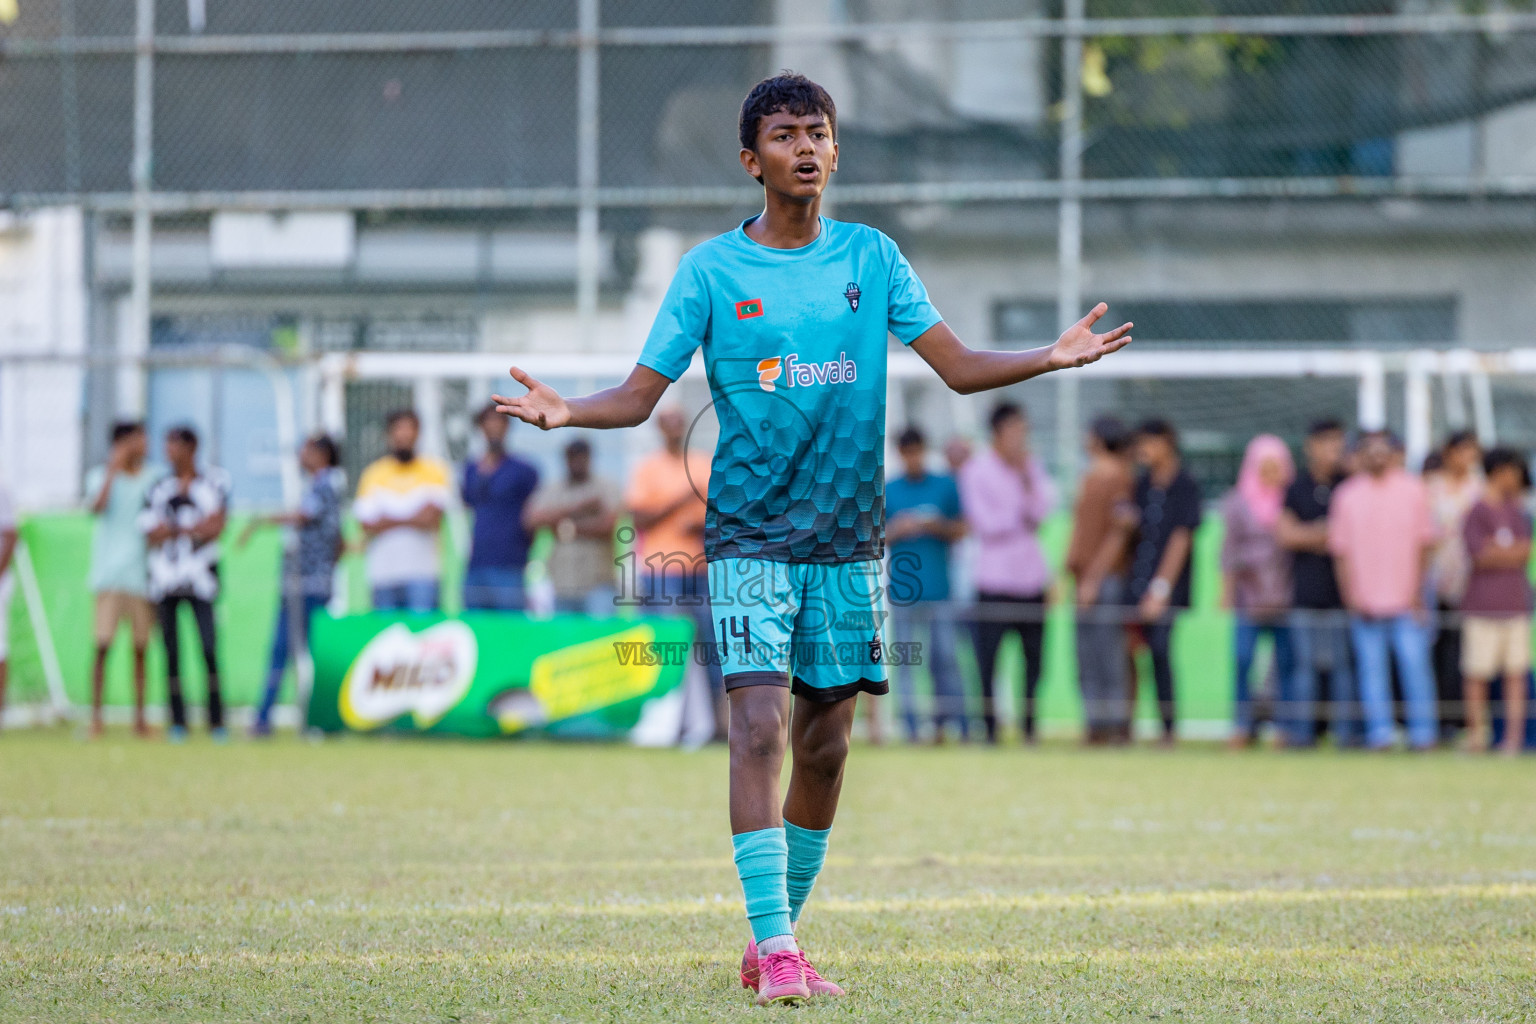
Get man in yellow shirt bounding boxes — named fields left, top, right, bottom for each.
left=354, top=410, right=450, bottom=612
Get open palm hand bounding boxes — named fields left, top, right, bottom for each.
left=1049, top=303, right=1133, bottom=370
left=492, top=367, right=570, bottom=430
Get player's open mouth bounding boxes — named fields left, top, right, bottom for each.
left=794, top=162, right=818, bottom=180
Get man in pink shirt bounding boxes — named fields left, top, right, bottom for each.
left=1329, top=430, right=1439, bottom=749
left=958, top=402, right=1057, bottom=744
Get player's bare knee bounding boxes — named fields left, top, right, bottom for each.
left=733, top=706, right=787, bottom=763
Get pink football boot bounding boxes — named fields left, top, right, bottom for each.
left=742, top=939, right=846, bottom=998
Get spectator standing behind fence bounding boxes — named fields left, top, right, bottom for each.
left=625, top=407, right=726, bottom=741
left=958, top=402, right=1057, bottom=745
left=1277, top=420, right=1357, bottom=748
left=525, top=439, right=622, bottom=615
left=84, top=420, right=156, bottom=738
left=354, top=410, right=449, bottom=613
left=1127, top=420, right=1202, bottom=746
left=1426, top=430, right=1482, bottom=742
left=1067, top=416, right=1134, bottom=745
left=243, top=435, right=345, bottom=738
left=943, top=437, right=977, bottom=609
left=886, top=426, right=969, bottom=744
left=1459, top=447, right=1532, bottom=755
left=141, top=425, right=229, bottom=743
left=461, top=403, right=540, bottom=611
left=1221, top=435, right=1296, bottom=748
left=1329, top=430, right=1438, bottom=751
left=0, top=479, right=15, bottom=730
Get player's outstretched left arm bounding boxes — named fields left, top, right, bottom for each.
left=910, top=302, right=1131, bottom=395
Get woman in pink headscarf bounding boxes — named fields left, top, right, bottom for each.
left=1221, top=434, right=1297, bottom=747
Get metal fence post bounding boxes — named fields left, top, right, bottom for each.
left=1055, top=0, right=1086, bottom=490
left=128, top=0, right=155, bottom=373
left=575, top=0, right=601, bottom=349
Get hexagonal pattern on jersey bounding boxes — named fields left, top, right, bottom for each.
left=705, top=383, right=887, bottom=563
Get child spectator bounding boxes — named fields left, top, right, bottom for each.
left=1459, top=447, right=1532, bottom=755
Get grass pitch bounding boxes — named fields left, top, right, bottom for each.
left=1, top=730, right=1533, bottom=1022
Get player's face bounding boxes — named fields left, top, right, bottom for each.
left=742, top=110, right=837, bottom=201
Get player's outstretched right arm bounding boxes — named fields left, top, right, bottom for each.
left=492, top=364, right=672, bottom=431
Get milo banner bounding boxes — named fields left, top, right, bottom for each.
left=307, top=612, right=696, bottom=740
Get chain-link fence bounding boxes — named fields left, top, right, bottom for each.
left=6, top=1, right=1536, bottom=492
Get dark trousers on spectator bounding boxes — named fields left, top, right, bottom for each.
left=972, top=591, right=1045, bottom=743
left=1432, top=599, right=1464, bottom=737
left=1075, top=575, right=1130, bottom=741
left=157, top=594, right=222, bottom=731
left=1233, top=616, right=1295, bottom=742
left=1138, top=613, right=1178, bottom=740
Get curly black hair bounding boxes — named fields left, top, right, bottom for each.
left=738, top=72, right=837, bottom=153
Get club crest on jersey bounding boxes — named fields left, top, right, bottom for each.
left=844, top=282, right=861, bottom=312
left=757, top=352, right=858, bottom=391
left=736, top=298, right=764, bottom=320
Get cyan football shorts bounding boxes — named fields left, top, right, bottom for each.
left=707, top=557, right=890, bottom=702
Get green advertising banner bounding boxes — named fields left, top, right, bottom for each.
left=308, top=612, right=696, bottom=740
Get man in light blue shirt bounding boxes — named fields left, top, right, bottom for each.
left=886, top=426, right=968, bottom=743
left=85, top=420, right=158, bottom=738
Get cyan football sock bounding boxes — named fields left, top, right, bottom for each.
left=784, top=820, right=831, bottom=925
left=731, top=827, right=795, bottom=947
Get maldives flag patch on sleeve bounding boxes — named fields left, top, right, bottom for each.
left=735, top=298, right=764, bottom=320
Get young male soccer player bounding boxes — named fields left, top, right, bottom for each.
left=494, top=73, right=1131, bottom=1006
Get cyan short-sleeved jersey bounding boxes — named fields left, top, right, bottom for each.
left=638, top=216, right=942, bottom=564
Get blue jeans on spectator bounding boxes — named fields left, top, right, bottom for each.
left=555, top=586, right=619, bottom=617
left=1287, top=610, right=1359, bottom=747
left=1233, top=615, right=1295, bottom=741
left=255, top=592, right=327, bottom=731
left=890, top=600, right=968, bottom=742
left=463, top=566, right=527, bottom=611
left=372, top=579, right=440, bottom=613
left=1350, top=613, right=1438, bottom=749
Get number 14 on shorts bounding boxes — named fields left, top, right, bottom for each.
left=719, top=615, right=752, bottom=654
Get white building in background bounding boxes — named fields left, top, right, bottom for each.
left=5, top=0, right=1536, bottom=509
left=0, top=208, right=86, bottom=508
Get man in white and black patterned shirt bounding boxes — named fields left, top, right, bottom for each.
left=141, top=425, right=230, bottom=741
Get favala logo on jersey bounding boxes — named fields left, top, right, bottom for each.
left=757, top=352, right=858, bottom=392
